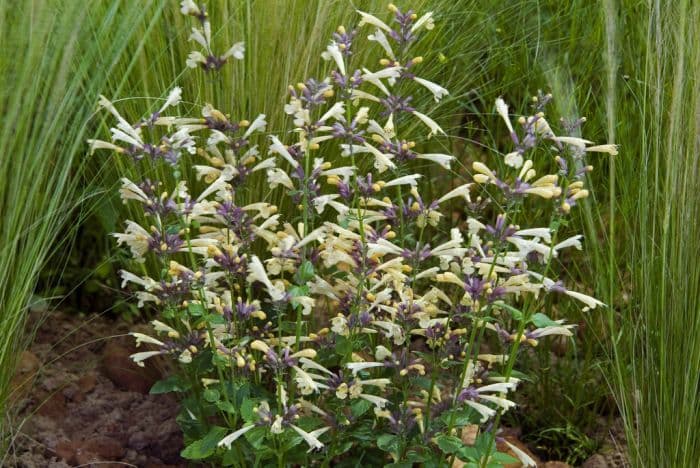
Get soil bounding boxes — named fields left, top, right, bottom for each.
left=5, top=311, right=185, bottom=468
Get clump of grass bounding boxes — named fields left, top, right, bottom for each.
left=600, top=0, right=700, bottom=465
left=0, top=0, right=177, bottom=457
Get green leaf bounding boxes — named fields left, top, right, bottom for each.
left=377, top=434, right=398, bottom=453
left=491, top=451, right=519, bottom=464
left=204, top=313, right=226, bottom=325
left=335, top=336, right=353, bottom=357
left=456, top=444, right=480, bottom=461
left=234, top=381, right=251, bottom=406
left=288, top=285, right=309, bottom=298
left=203, top=388, right=220, bottom=403
left=150, top=375, right=190, bottom=394
left=297, top=260, right=315, bottom=282
left=180, top=426, right=227, bottom=460
left=440, top=408, right=479, bottom=427
left=530, top=312, right=560, bottom=328
left=187, top=302, right=206, bottom=317
left=436, top=435, right=464, bottom=454
left=351, top=398, right=372, bottom=417
left=244, top=426, right=267, bottom=449
left=216, top=400, right=237, bottom=415
left=241, top=398, right=255, bottom=421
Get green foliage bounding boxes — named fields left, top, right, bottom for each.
left=524, top=424, right=598, bottom=466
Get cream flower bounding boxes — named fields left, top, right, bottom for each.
left=321, top=42, right=346, bottom=76
left=247, top=255, right=286, bottom=302
left=222, top=42, right=245, bottom=60
left=368, top=28, right=395, bottom=59
left=413, top=77, right=448, bottom=102
left=357, top=10, right=392, bottom=32
left=416, top=152, right=453, bottom=169
left=218, top=425, right=256, bottom=449
left=585, top=144, right=619, bottom=155
left=495, top=97, right=515, bottom=134
left=412, top=111, right=445, bottom=138
left=268, top=136, right=299, bottom=168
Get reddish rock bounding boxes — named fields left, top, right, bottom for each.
left=78, top=373, right=98, bottom=394
left=62, top=382, right=83, bottom=402
left=54, top=439, right=77, bottom=464
left=461, top=424, right=479, bottom=445
left=74, top=448, right=100, bottom=466
left=37, top=392, right=66, bottom=419
left=83, top=435, right=126, bottom=459
left=102, top=342, right=159, bottom=394
left=581, top=454, right=608, bottom=467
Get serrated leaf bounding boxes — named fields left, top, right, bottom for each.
left=244, top=425, right=267, bottom=449
left=150, top=375, right=190, bottom=394
left=180, top=426, right=227, bottom=460
left=204, top=313, right=226, bottom=325
left=350, top=398, right=372, bottom=417
left=203, top=388, right=220, bottom=402
left=297, top=260, right=315, bottom=282
left=530, top=312, right=560, bottom=327
left=241, top=398, right=255, bottom=421
left=436, top=435, right=464, bottom=454
left=187, top=302, right=206, bottom=317
left=335, top=335, right=353, bottom=357
left=377, top=433, right=398, bottom=452
left=216, top=400, right=236, bottom=414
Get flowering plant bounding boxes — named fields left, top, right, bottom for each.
left=89, top=3, right=613, bottom=466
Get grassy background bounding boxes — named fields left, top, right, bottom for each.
left=2, top=0, right=699, bottom=465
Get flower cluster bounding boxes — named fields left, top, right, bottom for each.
left=91, top=4, right=612, bottom=466
left=180, top=0, right=244, bottom=71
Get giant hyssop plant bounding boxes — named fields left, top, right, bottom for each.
left=89, top=3, right=614, bottom=466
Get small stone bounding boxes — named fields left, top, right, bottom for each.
left=582, top=454, right=609, bottom=468
left=461, top=424, right=479, bottom=445
left=37, top=392, right=66, bottom=419
left=62, top=383, right=82, bottom=402
left=83, top=435, right=125, bottom=459
left=74, top=449, right=100, bottom=466
left=102, top=342, right=159, bottom=394
left=54, top=440, right=76, bottom=464
left=77, top=373, right=97, bottom=394
left=128, top=430, right=150, bottom=450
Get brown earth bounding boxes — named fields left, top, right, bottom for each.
left=5, top=311, right=185, bottom=468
